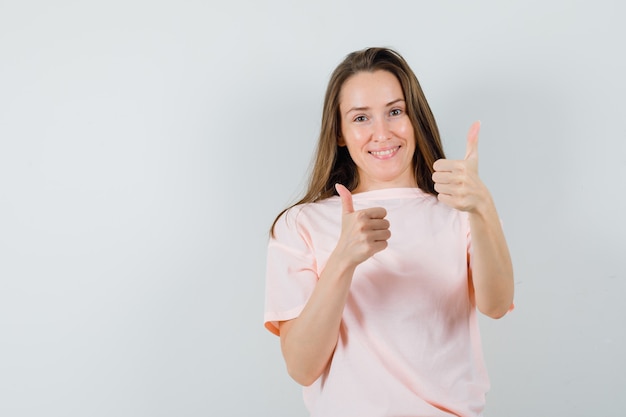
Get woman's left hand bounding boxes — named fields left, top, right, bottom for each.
left=433, top=121, right=514, bottom=318
left=432, top=121, right=491, bottom=213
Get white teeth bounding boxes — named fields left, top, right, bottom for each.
left=370, top=148, right=397, bottom=156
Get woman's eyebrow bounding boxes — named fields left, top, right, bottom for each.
left=344, top=98, right=405, bottom=115
left=345, top=105, right=369, bottom=114
left=386, top=98, right=405, bottom=107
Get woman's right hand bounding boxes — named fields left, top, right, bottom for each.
left=334, top=184, right=391, bottom=266
left=279, top=185, right=391, bottom=386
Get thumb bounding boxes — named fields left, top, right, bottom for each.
left=335, top=183, right=354, bottom=214
left=464, top=120, right=480, bottom=161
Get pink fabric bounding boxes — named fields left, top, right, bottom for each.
left=265, top=188, right=490, bottom=417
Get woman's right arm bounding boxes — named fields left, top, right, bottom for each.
left=279, top=184, right=390, bottom=386
left=279, top=254, right=356, bottom=386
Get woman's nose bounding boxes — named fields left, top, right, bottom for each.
left=373, top=118, right=391, bottom=141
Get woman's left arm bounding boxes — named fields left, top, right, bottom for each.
left=466, top=194, right=514, bottom=318
left=432, top=121, right=514, bottom=318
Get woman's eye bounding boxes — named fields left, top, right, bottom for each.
left=390, top=108, right=402, bottom=116
left=354, top=115, right=368, bottom=122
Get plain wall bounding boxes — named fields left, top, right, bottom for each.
left=1, top=1, right=624, bottom=416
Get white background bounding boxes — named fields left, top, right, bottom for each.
left=1, top=1, right=624, bottom=416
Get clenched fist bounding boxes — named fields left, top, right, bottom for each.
left=334, top=184, right=391, bottom=266
left=432, top=121, right=491, bottom=213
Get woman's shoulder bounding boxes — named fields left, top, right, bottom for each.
left=274, top=197, right=339, bottom=236
left=282, top=197, right=339, bottom=221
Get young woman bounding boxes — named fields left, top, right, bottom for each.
left=264, top=47, right=514, bottom=417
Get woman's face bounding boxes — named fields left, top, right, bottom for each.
left=338, top=70, right=416, bottom=193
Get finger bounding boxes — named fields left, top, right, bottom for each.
left=464, top=120, right=481, bottom=161
left=437, top=192, right=455, bottom=208
left=433, top=158, right=463, bottom=173
left=371, top=229, right=392, bottom=242
left=434, top=182, right=452, bottom=195
left=432, top=158, right=449, bottom=172
left=335, top=183, right=354, bottom=214
left=432, top=171, right=454, bottom=184
left=362, top=206, right=387, bottom=219
left=367, top=218, right=390, bottom=231
left=369, top=240, right=389, bottom=255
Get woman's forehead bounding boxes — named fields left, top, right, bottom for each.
left=339, top=70, right=404, bottom=112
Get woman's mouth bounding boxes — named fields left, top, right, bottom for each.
left=369, top=146, right=400, bottom=159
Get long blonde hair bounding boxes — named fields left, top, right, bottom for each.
left=271, top=47, right=445, bottom=235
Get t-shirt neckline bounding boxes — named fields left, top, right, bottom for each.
left=336, top=187, right=430, bottom=201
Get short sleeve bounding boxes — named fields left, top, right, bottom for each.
left=264, top=207, right=319, bottom=336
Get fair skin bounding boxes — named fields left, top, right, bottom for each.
left=279, top=70, right=514, bottom=386
left=432, top=121, right=514, bottom=317
left=337, top=70, right=417, bottom=192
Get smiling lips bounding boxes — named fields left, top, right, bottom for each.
left=369, top=146, right=401, bottom=159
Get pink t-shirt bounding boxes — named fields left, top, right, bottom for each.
left=265, top=187, right=490, bottom=417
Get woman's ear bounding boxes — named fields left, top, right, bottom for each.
left=337, top=136, right=346, bottom=146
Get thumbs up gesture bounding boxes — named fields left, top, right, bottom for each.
left=432, top=121, right=489, bottom=213
left=334, top=184, right=391, bottom=266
